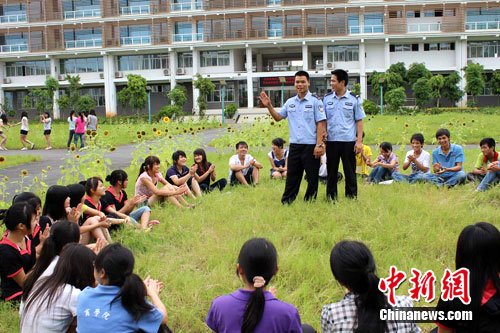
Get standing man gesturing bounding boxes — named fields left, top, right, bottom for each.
left=259, top=71, right=327, bottom=204
left=324, top=69, right=365, bottom=201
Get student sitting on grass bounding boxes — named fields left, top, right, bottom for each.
left=102, top=170, right=160, bottom=229
left=322, top=240, right=421, bottom=333
left=229, top=141, right=263, bottom=186
left=467, top=138, right=498, bottom=184
left=422, top=128, right=466, bottom=187
left=268, top=138, right=289, bottom=180
left=11, top=192, right=46, bottom=254
left=135, top=155, right=192, bottom=209
left=166, top=150, right=202, bottom=198
left=476, top=160, right=500, bottom=192
left=355, top=132, right=372, bottom=178
left=193, top=148, right=227, bottom=192
left=20, top=243, right=96, bottom=333
left=77, top=243, right=169, bottom=332
left=206, top=238, right=303, bottom=333
left=392, top=133, right=430, bottom=183
left=435, top=222, right=500, bottom=332
left=367, top=142, right=399, bottom=184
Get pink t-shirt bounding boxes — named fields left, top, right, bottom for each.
left=75, top=117, right=86, bottom=134
left=135, top=172, right=166, bottom=198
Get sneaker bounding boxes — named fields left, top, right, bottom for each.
left=21, top=147, right=27, bottom=151
left=379, top=180, right=394, bottom=185
left=0, top=147, right=4, bottom=151
left=45, top=147, right=52, bottom=150
left=30, top=143, right=35, bottom=150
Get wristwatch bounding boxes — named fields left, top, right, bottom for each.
left=316, top=143, right=324, bottom=148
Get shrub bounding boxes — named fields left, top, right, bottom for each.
left=158, top=105, right=183, bottom=120
left=224, top=104, right=238, bottom=119
left=362, top=99, right=379, bottom=115
left=384, top=87, right=406, bottom=113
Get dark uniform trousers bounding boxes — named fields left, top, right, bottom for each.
left=281, top=143, right=320, bottom=204
left=326, top=141, right=357, bottom=200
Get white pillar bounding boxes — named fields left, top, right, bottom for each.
left=246, top=46, right=254, bottom=109
left=384, top=40, right=390, bottom=70
left=456, top=37, right=468, bottom=107
left=302, top=43, right=309, bottom=71
left=169, top=50, right=177, bottom=99
left=323, top=45, right=328, bottom=71
left=192, top=48, right=200, bottom=114
left=103, top=54, right=117, bottom=117
left=359, top=41, right=366, bottom=99
left=0, top=62, right=5, bottom=107
left=50, top=57, right=60, bottom=119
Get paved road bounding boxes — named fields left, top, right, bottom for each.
left=0, top=127, right=227, bottom=199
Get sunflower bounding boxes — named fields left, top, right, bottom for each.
left=91, top=131, right=97, bottom=137
left=3, top=176, right=9, bottom=182
left=152, top=127, right=157, bottom=132
left=141, top=131, right=146, bottom=135
left=137, top=134, right=143, bottom=139
left=47, top=165, right=52, bottom=170
left=75, top=155, right=80, bottom=159
left=103, top=130, right=109, bottom=136
left=156, top=130, right=162, bottom=136
left=96, top=159, right=101, bottom=164
left=70, top=145, right=76, bottom=151
left=0, top=156, right=4, bottom=163
left=86, top=129, right=92, bottom=135
left=404, top=124, right=409, bottom=128
left=162, top=116, right=171, bottom=124
left=21, top=169, right=29, bottom=176
left=110, top=147, right=116, bottom=152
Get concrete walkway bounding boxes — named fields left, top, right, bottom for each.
left=0, top=127, right=227, bottom=199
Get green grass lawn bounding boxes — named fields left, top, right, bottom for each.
left=0, top=113, right=499, bottom=332
left=0, top=154, right=41, bottom=169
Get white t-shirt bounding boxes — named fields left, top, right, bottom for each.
left=19, top=280, right=81, bottom=333
left=21, top=117, right=29, bottom=131
left=229, top=154, right=255, bottom=177
left=43, top=117, right=52, bottom=131
left=404, top=149, right=430, bottom=174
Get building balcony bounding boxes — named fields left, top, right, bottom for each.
left=120, top=36, right=151, bottom=45
left=170, top=2, right=203, bottom=11
left=349, top=25, right=384, bottom=34
left=64, top=8, right=101, bottom=19
left=466, top=21, right=500, bottom=31
left=65, top=38, right=102, bottom=49
left=407, top=22, right=441, bottom=33
left=263, top=64, right=302, bottom=72
left=0, top=13, right=27, bottom=23
left=267, top=0, right=281, bottom=5
left=173, top=33, right=203, bottom=42
left=120, top=5, right=151, bottom=15
left=0, top=44, right=28, bottom=53
left=268, top=29, right=283, bottom=38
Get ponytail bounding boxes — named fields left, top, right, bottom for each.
left=138, top=162, right=147, bottom=178
left=242, top=285, right=266, bottom=333
left=112, top=273, right=152, bottom=321
left=354, top=271, right=389, bottom=333
left=23, top=236, right=57, bottom=301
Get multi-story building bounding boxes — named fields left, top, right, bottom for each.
left=0, top=0, right=498, bottom=117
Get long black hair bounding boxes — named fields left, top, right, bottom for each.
left=238, top=238, right=278, bottom=333
left=138, top=156, right=160, bottom=178
left=1, top=202, right=34, bottom=231
left=455, top=222, right=500, bottom=331
left=0, top=113, right=8, bottom=124
left=42, top=185, right=70, bottom=221
left=23, top=220, right=81, bottom=302
left=193, top=148, right=209, bottom=173
left=95, top=243, right=153, bottom=320
left=67, top=183, right=86, bottom=208
left=330, top=240, right=389, bottom=333
left=22, top=243, right=96, bottom=318
left=85, top=176, right=103, bottom=196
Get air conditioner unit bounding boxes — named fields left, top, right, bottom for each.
left=115, top=71, right=123, bottom=78
left=99, top=73, right=105, bottom=79
left=326, top=62, right=333, bottom=69
left=163, top=68, right=170, bottom=76
left=176, top=68, right=186, bottom=75
left=58, top=74, right=65, bottom=81
left=3, top=78, right=11, bottom=84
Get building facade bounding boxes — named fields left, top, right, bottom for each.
left=0, top=0, right=499, bottom=117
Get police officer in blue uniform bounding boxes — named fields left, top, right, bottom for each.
left=259, top=70, right=327, bottom=204
left=324, top=69, right=365, bottom=200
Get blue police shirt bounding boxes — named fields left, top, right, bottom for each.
left=278, top=91, right=326, bottom=145
left=432, top=144, right=464, bottom=178
left=323, top=90, right=365, bottom=142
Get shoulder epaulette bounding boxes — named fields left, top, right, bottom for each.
left=324, top=91, right=334, bottom=97
left=349, top=92, right=360, bottom=98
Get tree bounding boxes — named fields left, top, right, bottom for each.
left=193, top=74, right=215, bottom=117
left=58, top=75, right=82, bottom=113
left=428, top=74, right=445, bottom=107
left=117, top=74, right=148, bottom=118
left=490, top=70, right=500, bottom=104
left=407, top=63, right=432, bottom=87
left=464, top=62, right=485, bottom=106
left=387, top=62, right=407, bottom=85
left=159, top=85, right=188, bottom=119
left=370, top=71, right=405, bottom=99
left=412, top=77, right=431, bottom=109
left=23, top=77, right=59, bottom=115
left=384, top=87, right=406, bottom=113
left=76, top=95, right=97, bottom=113
left=351, top=83, right=361, bottom=97
left=442, top=71, right=464, bottom=106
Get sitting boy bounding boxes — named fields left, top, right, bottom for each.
left=467, top=138, right=498, bottom=183
left=229, top=141, right=263, bottom=186
left=355, top=132, right=372, bottom=178
left=392, top=133, right=430, bottom=183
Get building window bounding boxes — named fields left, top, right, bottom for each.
left=468, top=41, right=500, bottom=58
left=80, top=87, right=105, bottom=106
left=364, top=13, right=383, bottom=33
left=389, top=11, right=403, bottom=19
left=327, top=45, right=359, bottom=62
left=149, top=84, right=170, bottom=93
left=200, top=51, right=230, bottom=67
left=60, top=57, right=104, bottom=74
left=5, top=60, right=50, bottom=76
left=406, top=10, right=421, bottom=18
left=207, top=82, right=235, bottom=102
left=117, top=54, right=168, bottom=71
left=177, top=52, right=193, bottom=68
left=424, top=42, right=455, bottom=51
left=390, top=44, right=419, bottom=52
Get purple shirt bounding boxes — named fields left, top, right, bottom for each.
left=206, top=289, right=302, bottom=333
left=375, top=152, right=399, bottom=172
